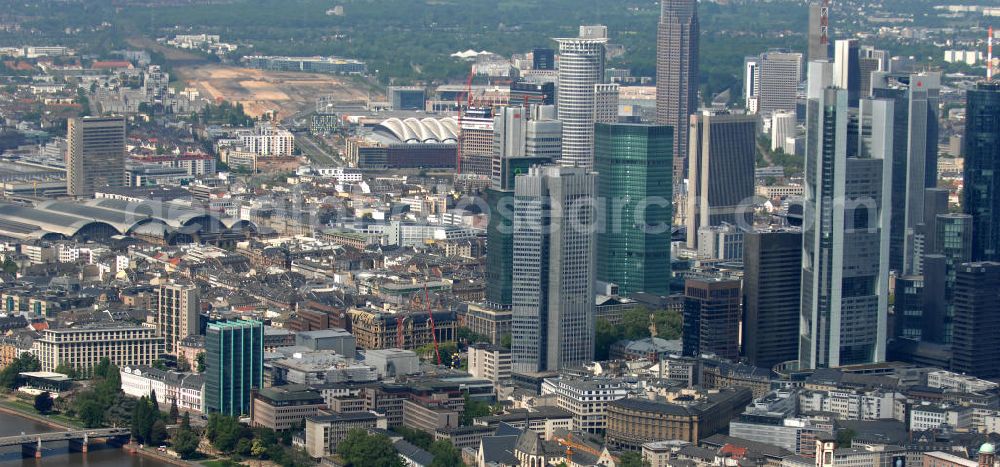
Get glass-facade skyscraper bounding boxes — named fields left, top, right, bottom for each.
left=963, top=82, right=1000, bottom=263
left=205, top=319, right=264, bottom=416
left=594, top=123, right=673, bottom=296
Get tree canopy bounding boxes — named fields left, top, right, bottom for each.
left=336, top=429, right=404, bottom=467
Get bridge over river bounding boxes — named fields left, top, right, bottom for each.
left=0, top=427, right=131, bottom=458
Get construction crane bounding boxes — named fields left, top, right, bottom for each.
left=557, top=433, right=604, bottom=465
left=820, top=0, right=831, bottom=49
left=455, top=66, right=476, bottom=175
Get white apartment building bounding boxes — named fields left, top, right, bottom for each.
left=541, top=377, right=634, bottom=433
left=238, top=124, right=295, bottom=157
left=120, top=366, right=205, bottom=413
left=926, top=370, right=999, bottom=394
left=466, top=344, right=511, bottom=385
left=909, top=404, right=973, bottom=432
left=33, top=323, right=163, bottom=373
left=799, top=389, right=902, bottom=421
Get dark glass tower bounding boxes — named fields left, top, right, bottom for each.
left=951, top=262, right=1000, bottom=379
left=205, top=319, right=264, bottom=416
left=594, top=123, right=673, bottom=296
left=963, top=82, right=1000, bottom=262
left=742, top=229, right=803, bottom=369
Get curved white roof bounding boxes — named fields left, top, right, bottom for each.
left=376, top=117, right=459, bottom=144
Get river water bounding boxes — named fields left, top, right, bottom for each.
left=0, top=410, right=172, bottom=466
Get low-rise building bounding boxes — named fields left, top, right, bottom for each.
left=541, top=377, right=635, bottom=433
left=251, top=385, right=327, bottom=431
left=120, top=366, right=205, bottom=413
left=402, top=399, right=460, bottom=435
left=605, top=388, right=754, bottom=450
left=304, top=412, right=387, bottom=458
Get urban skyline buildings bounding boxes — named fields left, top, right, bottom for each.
left=155, top=280, right=199, bottom=355
left=685, top=110, right=757, bottom=249
left=744, top=50, right=804, bottom=117
left=798, top=66, right=893, bottom=369
left=205, top=319, right=264, bottom=417
left=963, top=81, right=1000, bottom=263
left=511, top=165, right=596, bottom=373
left=485, top=105, right=561, bottom=308
left=555, top=30, right=607, bottom=169
left=950, top=262, right=1000, bottom=379
left=66, top=116, right=126, bottom=198
left=594, top=123, right=673, bottom=297
left=656, top=0, right=700, bottom=184
left=872, top=71, right=941, bottom=274
left=742, top=229, right=804, bottom=370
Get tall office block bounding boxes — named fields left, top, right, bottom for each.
left=205, top=319, right=264, bottom=416
left=913, top=187, right=951, bottom=274
left=808, top=2, right=829, bottom=62
left=511, top=166, right=596, bottom=373
left=799, top=70, right=893, bottom=369
left=556, top=34, right=606, bottom=169
left=923, top=214, right=974, bottom=343
left=656, top=0, right=699, bottom=183
left=834, top=40, right=861, bottom=107
left=594, top=83, right=620, bottom=124
left=963, top=82, right=1000, bottom=262
left=745, top=51, right=803, bottom=117
left=486, top=106, right=560, bottom=308
left=156, top=281, right=199, bottom=355
left=459, top=107, right=495, bottom=176
left=686, top=110, right=757, bottom=249
left=595, top=123, right=673, bottom=296
left=66, top=116, right=126, bottom=197
left=744, top=57, right=760, bottom=114
left=950, top=262, right=1000, bottom=379
left=683, top=278, right=741, bottom=361
left=743, top=229, right=803, bottom=369
left=532, top=48, right=555, bottom=71
left=858, top=46, right=889, bottom=98
left=872, top=72, right=941, bottom=273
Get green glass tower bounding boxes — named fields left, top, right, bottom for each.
left=595, top=123, right=673, bottom=296
left=205, top=319, right=264, bottom=416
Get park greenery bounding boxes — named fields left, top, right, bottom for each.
left=595, top=307, right=683, bottom=361
left=0, top=353, right=40, bottom=389
left=337, top=429, right=405, bottom=467
left=205, top=413, right=314, bottom=466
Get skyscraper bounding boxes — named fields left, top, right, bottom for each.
left=459, top=107, right=495, bottom=177
left=858, top=46, right=889, bottom=99
left=682, top=278, right=741, bottom=361
left=950, top=262, right=1000, bottom=379
left=834, top=40, right=861, bottom=107
left=744, top=51, right=804, bottom=117
left=685, top=110, right=757, bottom=249
left=485, top=106, right=560, bottom=308
left=595, top=123, right=673, bottom=296
left=963, top=82, right=1000, bottom=262
left=807, top=2, right=829, bottom=62
left=511, top=166, right=596, bottom=373
left=155, top=281, right=200, bottom=355
left=743, top=229, right=803, bottom=369
left=593, top=83, right=620, bottom=125
left=799, top=64, right=893, bottom=369
left=66, top=116, right=126, bottom=198
left=555, top=32, right=606, bottom=169
left=656, top=0, right=699, bottom=183
left=872, top=71, right=941, bottom=273
left=205, top=319, right=264, bottom=416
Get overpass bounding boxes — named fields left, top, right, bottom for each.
left=0, top=427, right=131, bottom=458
